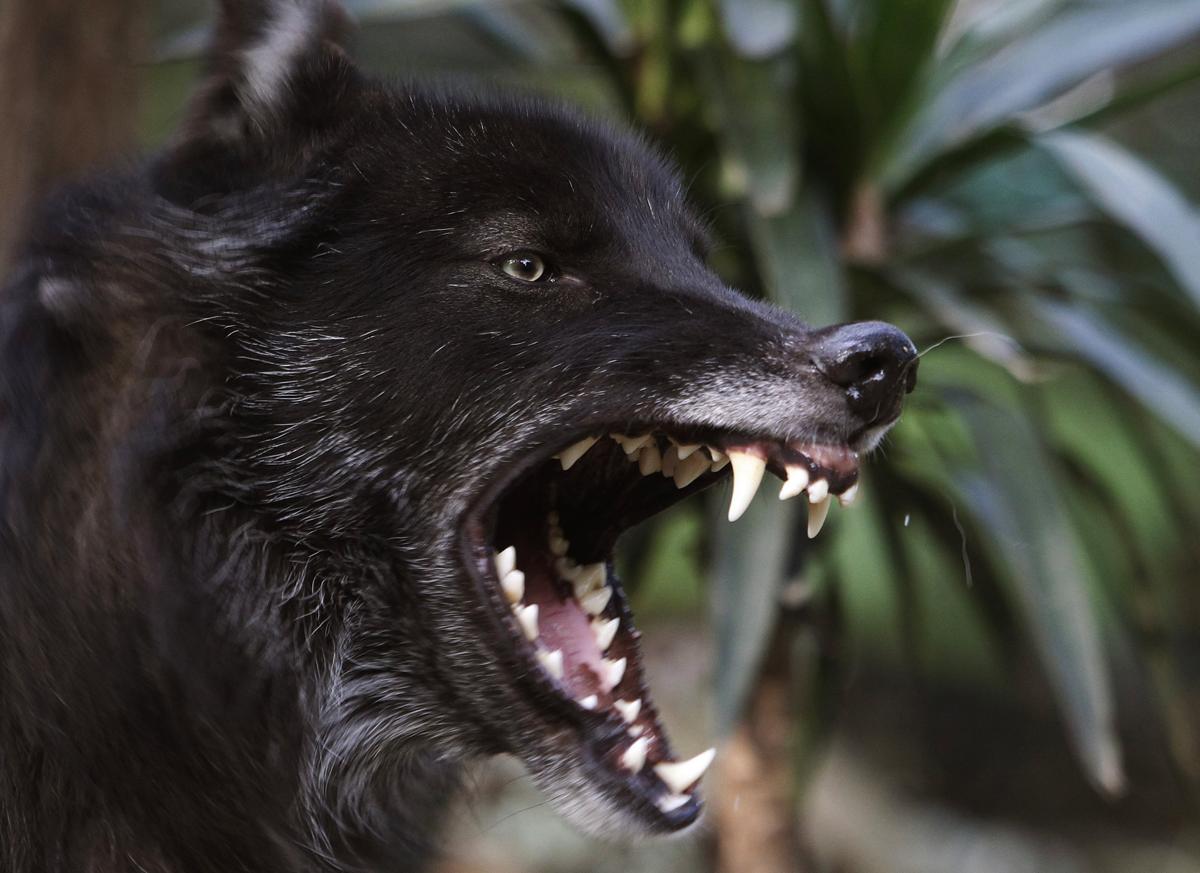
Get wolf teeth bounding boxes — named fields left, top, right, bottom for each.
left=674, top=443, right=700, bottom=460
left=673, top=450, right=709, bottom=489
left=515, top=604, right=539, bottom=641
left=614, top=698, right=641, bottom=723
left=558, top=436, right=598, bottom=470
left=838, top=482, right=859, bottom=506
left=654, top=748, right=716, bottom=794
left=579, top=694, right=598, bottom=710
left=601, top=656, right=626, bottom=689
left=501, top=569, right=525, bottom=604
left=537, top=648, right=564, bottom=680
left=657, top=794, right=690, bottom=813
left=571, top=562, right=605, bottom=597
left=494, top=546, right=517, bottom=579
left=621, top=736, right=649, bottom=772
left=580, top=586, right=613, bottom=616
left=612, top=433, right=652, bottom=455
left=727, top=450, right=766, bottom=522
left=807, top=496, right=832, bottom=538
left=661, top=444, right=679, bottom=477
left=779, top=464, right=809, bottom=500
left=593, top=617, right=620, bottom=650
left=638, top=443, right=662, bottom=475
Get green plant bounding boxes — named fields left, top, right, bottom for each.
left=550, top=0, right=1200, bottom=797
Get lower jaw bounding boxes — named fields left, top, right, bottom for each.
left=465, top=428, right=865, bottom=828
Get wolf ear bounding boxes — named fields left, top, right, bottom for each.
left=176, top=0, right=356, bottom=152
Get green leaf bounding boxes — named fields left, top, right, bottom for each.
left=1038, top=129, right=1200, bottom=310
left=1024, top=297, right=1200, bottom=448
left=717, top=0, right=797, bottom=58
left=748, top=191, right=846, bottom=325
left=710, top=493, right=798, bottom=734
left=883, top=0, right=1200, bottom=189
left=952, top=396, right=1123, bottom=796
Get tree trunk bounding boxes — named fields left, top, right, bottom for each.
left=0, top=0, right=145, bottom=274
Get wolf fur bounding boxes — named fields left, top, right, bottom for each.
left=0, top=2, right=912, bottom=870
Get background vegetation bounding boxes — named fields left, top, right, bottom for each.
left=8, top=0, right=1200, bottom=870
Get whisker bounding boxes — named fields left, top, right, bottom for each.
left=917, top=331, right=1020, bottom=358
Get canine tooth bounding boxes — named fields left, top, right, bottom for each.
left=613, top=433, right=652, bottom=455
left=807, top=495, right=832, bottom=538
left=579, top=694, right=598, bottom=710
left=807, top=477, right=829, bottom=503
left=727, top=450, right=766, bottom=522
left=621, top=736, right=649, bottom=773
left=779, top=464, right=810, bottom=500
left=661, top=445, right=679, bottom=477
left=673, top=451, right=710, bottom=489
left=601, top=656, right=627, bottom=689
left=571, top=562, right=606, bottom=597
left=657, top=794, right=690, bottom=813
left=638, top=443, right=662, bottom=475
left=537, top=649, right=564, bottom=680
left=580, top=586, right=613, bottom=616
left=675, top=443, right=700, bottom=460
left=593, top=617, right=620, bottom=650
left=654, top=748, right=716, bottom=794
left=614, top=698, right=641, bottom=723
left=501, top=569, right=525, bottom=604
left=838, top=482, right=859, bottom=507
left=549, top=534, right=570, bottom=557
left=559, top=436, right=598, bottom=470
left=494, top=546, right=517, bottom=579
left=515, top=604, right=539, bottom=641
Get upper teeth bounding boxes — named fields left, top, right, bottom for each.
left=654, top=748, right=716, bottom=794
left=557, top=435, right=598, bottom=470
left=727, top=449, right=766, bottom=522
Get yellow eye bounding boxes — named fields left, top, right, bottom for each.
left=500, top=253, right=548, bottom=282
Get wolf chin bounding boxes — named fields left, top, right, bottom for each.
left=0, top=1, right=918, bottom=870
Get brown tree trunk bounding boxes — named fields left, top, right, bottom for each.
left=0, top=0, right=145, bottom=274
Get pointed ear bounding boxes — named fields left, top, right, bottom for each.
left=175, top=0, right=358, bottom=153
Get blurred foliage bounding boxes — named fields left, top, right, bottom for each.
left=145, top=0, right=1200, bottom=847
left=545, top=0, right=1200, bottom=803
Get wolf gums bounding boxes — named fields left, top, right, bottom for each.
left=0, top=1, right=917, bottom=870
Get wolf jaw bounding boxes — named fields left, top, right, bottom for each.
left=462, top=424, right=866, bottom=831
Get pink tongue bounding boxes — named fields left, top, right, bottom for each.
left=514, top=539, right=608, bottom=697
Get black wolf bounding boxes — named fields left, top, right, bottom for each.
left=0, top=1, right=917, bottom=870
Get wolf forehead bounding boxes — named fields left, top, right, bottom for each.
left=168, top=80, right=709, bottom=267
left=366, top=94, right=707, bottom=253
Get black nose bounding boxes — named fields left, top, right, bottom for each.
left=812, top=321, right=918, bottom=426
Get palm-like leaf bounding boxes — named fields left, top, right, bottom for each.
left=547, top=0, right=1200, bottom=794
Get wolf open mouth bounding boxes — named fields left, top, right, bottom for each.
left=463, top=427, right=862, bottom=829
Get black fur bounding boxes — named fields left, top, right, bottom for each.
left=0, top=2, right=912, bottom=870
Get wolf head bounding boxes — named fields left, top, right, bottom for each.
left=4, top=0, right=916, bottom=866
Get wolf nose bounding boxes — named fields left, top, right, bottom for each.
left=813, top=321, right=918, bottom=425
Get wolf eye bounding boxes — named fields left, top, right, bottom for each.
left=499, top=253, right=549, bottom=283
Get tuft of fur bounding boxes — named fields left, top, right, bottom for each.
left=0, top=1, right=896, bottom=870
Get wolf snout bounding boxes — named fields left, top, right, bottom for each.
left=811, top=321, right=918, bottom=427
